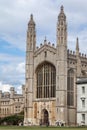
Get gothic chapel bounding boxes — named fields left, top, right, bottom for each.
left=24, top=6, right=87, bottom=126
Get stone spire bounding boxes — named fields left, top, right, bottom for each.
left=76, top=37, right=81, bottom=77
left=57, top=5, right=67, bottom=46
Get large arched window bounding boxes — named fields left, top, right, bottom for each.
left=36, top=62, right=56, bottom=98
left=67, top=69, right=74, bottom=106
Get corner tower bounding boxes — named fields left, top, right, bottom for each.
left=24, top=14, right=36, bottom=125
left=56, top=6, right=67, bottom=124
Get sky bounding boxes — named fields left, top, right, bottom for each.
left=0, top=0, right=87, bottom=93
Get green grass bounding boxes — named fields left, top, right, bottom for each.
left=0, top=126, right=87, bottom=130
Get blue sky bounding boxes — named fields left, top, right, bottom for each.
left=0, top=0, right=87, bottom=93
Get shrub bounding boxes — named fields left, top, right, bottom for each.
left=0, top=114, right=24, bottom=125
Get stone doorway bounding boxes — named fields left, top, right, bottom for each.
left=40, top=109, right=49, bottom=125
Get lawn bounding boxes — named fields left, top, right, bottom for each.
left=0, top=126, right=87, bottom=130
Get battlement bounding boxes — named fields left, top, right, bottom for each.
left=67, top=49, right=87, bottom=59
left=79, top=53, right=87, bottom=58
left=67, top=49, right=76, bottom=56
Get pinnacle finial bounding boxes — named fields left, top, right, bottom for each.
left=28, top=14, right=35, bottom=26
left=45, top=36, right=47, bottom=41
left=30, top=14, right=33, bottom=20
left=76, top=37, right=79, bottom=51
left=61, top=5, right=64, bottom=11
left=44, top=36, right=47, bottom=44
left=58, top=5, right=66, bottom=20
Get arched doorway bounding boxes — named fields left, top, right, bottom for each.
left=40, top=109, right=49, bottom=125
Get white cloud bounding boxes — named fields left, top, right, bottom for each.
left=16, top=85, right=22, bottom=94
left=16, top=62, right=25, bottom=74
left=0, top=61, right=25, bottom=86
left=0, top=81, right=12, bottom=92
left=0, top=81, right=22, bottom=94
left=0, top=33, right=26, bottom=51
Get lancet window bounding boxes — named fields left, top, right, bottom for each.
left=67, top=69, right=74, bottom=106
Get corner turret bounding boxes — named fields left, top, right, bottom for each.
left=56, top=6, right=67, bottom=125
left=27, top=14, right=36, bottom=51
left=24, top=14, right=36, bottom=125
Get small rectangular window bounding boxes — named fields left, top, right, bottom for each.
left=82, top=100, right=85, bottom=108
left=82, top=86, right=85, bottom=94
left=82, top=114, right=85, bottom=123
left=44, top=51, right=47, bottom=57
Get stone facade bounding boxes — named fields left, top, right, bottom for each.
left=77, top=78, right=87, bottom=126
left=0, top=85, right=25, bottom=118
left=24, top=6, right=87, bottom=126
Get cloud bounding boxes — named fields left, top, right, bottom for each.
left=0, top=53, right=24, bottom=63
left=0, top=81, right=22, bottom=94
left=16, top=62, right=25, bottom=73
left=0, top=61, right=25, bottom=86
left=0, top=81, right=12, bottom=92
left=16, top=85, right=22, bottom=94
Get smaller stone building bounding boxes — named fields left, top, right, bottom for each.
left=77, top=78, right=87, bottom=126
left=0, top=85, right=25, bottom=118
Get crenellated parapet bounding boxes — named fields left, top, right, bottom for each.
left=67, top=49, right=76, bottom=64
left=67, top=49, right=87, bottom=60
left=80, top=53, right=87, bottom=72
left=80, top=53, right=87, bottom=59
left=67, top=49, right=76, bottom=56
left=67, top=48, right=87, bottom=76
left=79, top=53, right=87, bottom=67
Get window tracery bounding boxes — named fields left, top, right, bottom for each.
left=36, top=63, right=56, bottom=98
